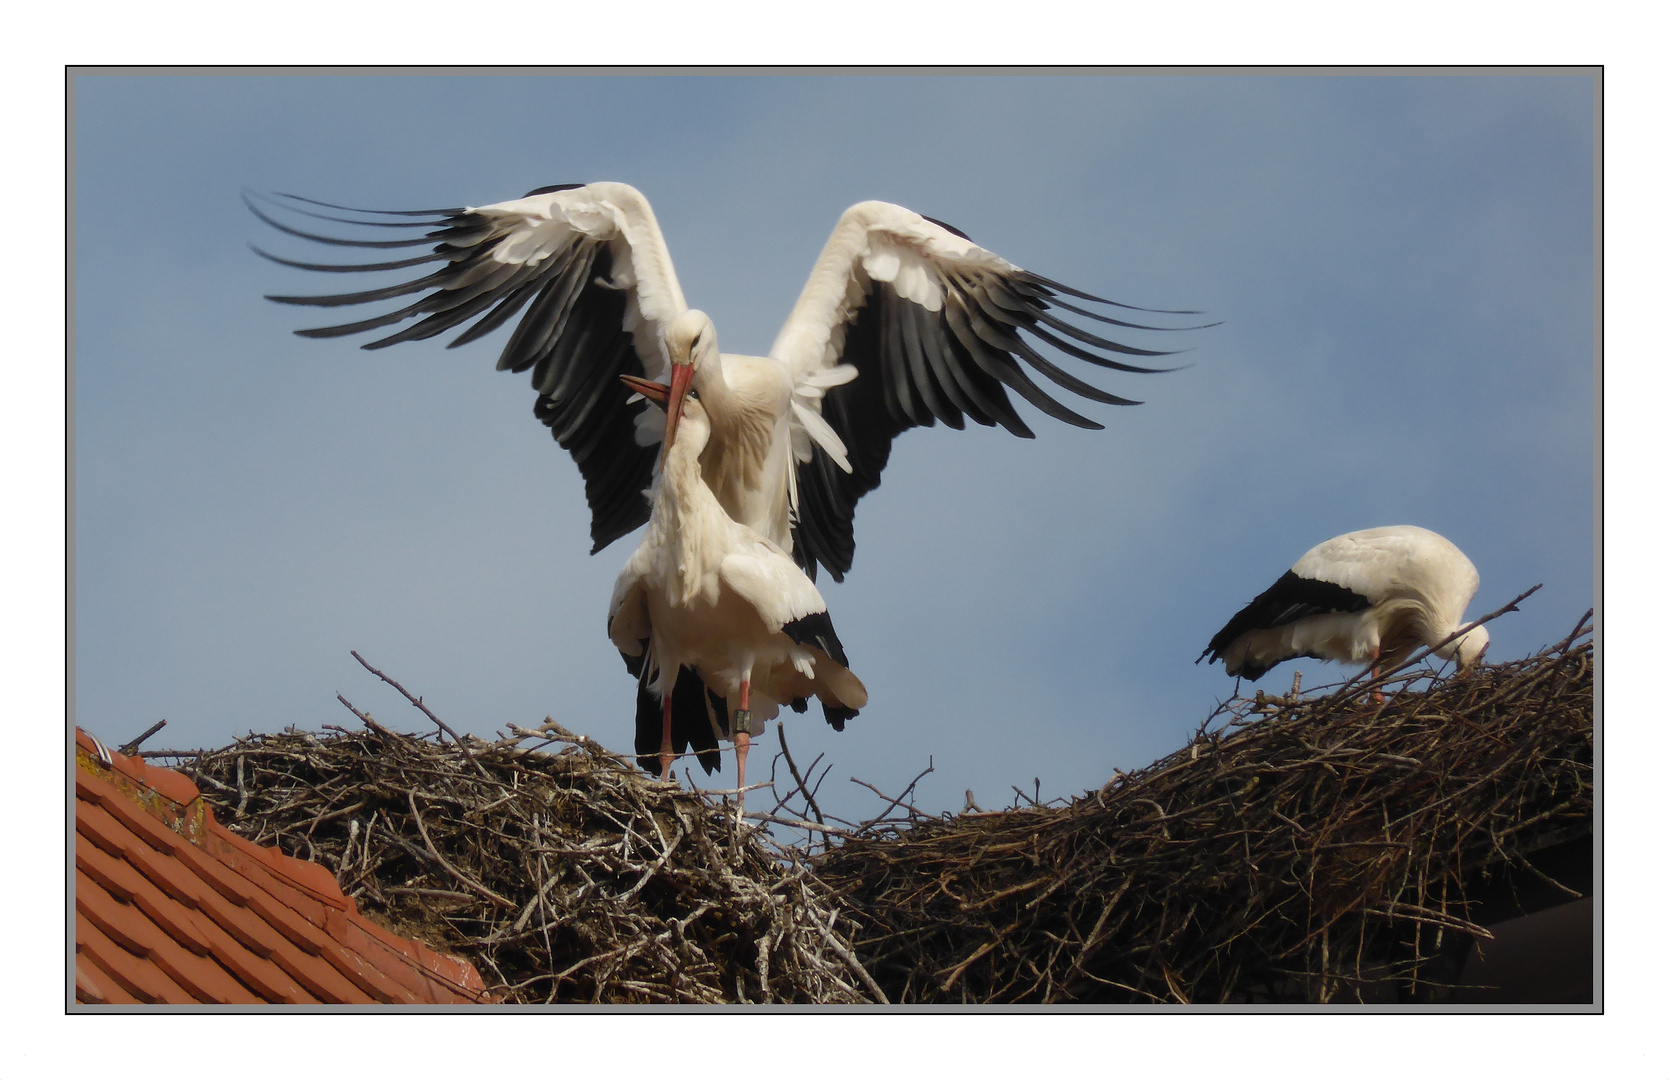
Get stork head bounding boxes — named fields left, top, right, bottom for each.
left=662, top=309, right=718, bottom=456
left=665, top=309, right=718, bottom=380
left=1441, top=625, right=1491, bottom=670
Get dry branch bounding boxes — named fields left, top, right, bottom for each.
left=815, top=616, right=1593, bottom=1004
left=172, top=714, right=874, bottom=1004
left=155, top=609, right=1592, bottom=1006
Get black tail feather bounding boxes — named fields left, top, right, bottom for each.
left=821, top=702, right=859, bottom=732
left=782, top=610, right=849, bottom=669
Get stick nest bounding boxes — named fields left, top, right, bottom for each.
left=156, top=611, right=1591, bottom=1006
left=173, top=718, right=876, bottom=1004
left=816, top=616, right=1594, bottom=1004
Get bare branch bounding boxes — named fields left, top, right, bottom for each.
left=118, top=719, right=167, bottom=756
left=351, top=649, right=491, bottom=779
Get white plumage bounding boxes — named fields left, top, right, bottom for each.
left=607, top=384, right=867, bottom=800
left=1199, top=526, right=1491, bottom=683
left=255, top=182, right=1196, bottom=583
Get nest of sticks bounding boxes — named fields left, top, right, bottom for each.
left=163, top=656, right=883, bottom=1004
left=816, top=609, right=1594, bottom=1004
left=148, top=602, right=1593, bottom=1006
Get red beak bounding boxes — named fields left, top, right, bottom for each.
left=619, top=373, right=669, bottom=404
left=662, top=363, right=696, bottom=464
left=620, top=364, right=695, bottom=466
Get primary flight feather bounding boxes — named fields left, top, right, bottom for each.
left=253, top=182, right=1206, bottom=581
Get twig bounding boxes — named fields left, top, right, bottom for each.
left=335, top=694, right=397, bottom=737
left=1346, top=583, right=1544, bottom=700
left=811, top=913, right=890, bottom=1005
left=776, top=722, right=826, bottom=827
left=118, top=719, right=167, bottom=757
left=406, top=789, right=515, bottom=909
left=740, top=812, right=856, bottom=838
left=351, top=650, right=491, bottom=779
left=852, top=758, right=935, bottom=832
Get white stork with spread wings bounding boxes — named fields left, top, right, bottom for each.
left=607, top=379, right=867, bottom=809
left=252, top=182, right=1204, bottom=582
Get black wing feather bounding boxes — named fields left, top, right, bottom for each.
left=791, top=234, right=1206, bottom=582
left=267, top=191, right=466, bottom=217
left=250, top=245, right=454, bottom=275
left=781, top=611, right=861, bottom=732
left=1198, top=570, right=1375, bottom=672
left=253, top=188, right=659, bottom=555
left=246, top=195, right=472, bottom=250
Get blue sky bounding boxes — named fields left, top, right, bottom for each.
left=72, top=73, right=1594, bottom=827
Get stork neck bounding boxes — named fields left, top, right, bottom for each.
left=654, top=422, right=723, bottom=533
left=691, top=356, right=732, bottom=410
left=659, top=428, right=705, bottom=495
left=653, top=422, right=726, bottom=604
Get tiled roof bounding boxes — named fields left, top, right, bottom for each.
left=74, top=728, right=493, bottom=1005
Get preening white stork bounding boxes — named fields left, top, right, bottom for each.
left=606, top=377, right=867, bottom=808
left=1198, top=526, right=1491, bottom=686
left=251, top=182, right=1204, bottom=583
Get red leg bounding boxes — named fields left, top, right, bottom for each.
left=1370, top=646, right=1384, bottom=705
left=659, top=687, right=675, bottom=781
left=734, top=677, right=752, bottom=818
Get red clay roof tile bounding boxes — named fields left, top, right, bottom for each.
left=77, top=797, right=300, bottom=989
left=80, top=764, right=380, bottom=1001
left=77, top=833, right=215, bottom=956
left=74, top=729, right=492, bottom=1005
left=76, top=911, right=195, bottom=1004
left=76, top=868, right=256, bottom=1003
left=76, top=955, right=140, bottom=1005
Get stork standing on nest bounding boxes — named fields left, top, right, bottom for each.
left=1198, top=526, right=1491, bottom=692
left=607, top=375, right=867, bottom=813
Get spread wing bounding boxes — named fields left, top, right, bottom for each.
left=768, top=200, right=1208, bottom=582
left=251, top=182, right=689, bottom=553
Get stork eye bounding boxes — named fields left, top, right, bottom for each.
left=687, top=387, right=700, bottom=401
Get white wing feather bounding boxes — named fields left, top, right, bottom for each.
left=467, top=182, right=688, bottom=384
left=770, top=200, right=1009, bottom=387
left=766, top=201, right=1014, bottom=478
left=607, top=539, right=658, bottom=656
left=1294, top=526, right=1480, bottom=622
left=718, top=537, right=828, bottom=633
